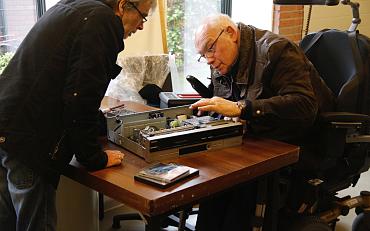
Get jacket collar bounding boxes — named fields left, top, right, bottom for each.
left=234, top=23, right=254, bottom=85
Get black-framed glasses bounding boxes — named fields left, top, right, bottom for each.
left=128, top=1, right=148, bottom=23
left=197, top=29, right=224, bottom=63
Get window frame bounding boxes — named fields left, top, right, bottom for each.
left=36, top=0, right=46, bottom=18
left=221, top=0, right=232, bottom=16
left=0, top=0, right=5, bottom=36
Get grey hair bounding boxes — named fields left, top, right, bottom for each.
left=201, top=14, right=237, bottom=32
left=195, top=14, right=238, bottom=52
left=103, top=0, right=157, bottom=12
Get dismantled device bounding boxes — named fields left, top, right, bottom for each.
left=106, top=106, right=243, bottom=162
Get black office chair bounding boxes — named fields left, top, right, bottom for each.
left=138, top=72, right=173, bottom=107
left=274, top=1, right=370, bottom=230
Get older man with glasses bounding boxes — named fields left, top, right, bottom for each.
left=115, top=0, right=151, bottom=38
left=190, top=14, right=336, bottom=231
left=0, top=0, right=155, bottom=230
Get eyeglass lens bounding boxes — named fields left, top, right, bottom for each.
left=197, top=29, right=224, bottom=62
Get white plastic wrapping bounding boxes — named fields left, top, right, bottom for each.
left=106, top=54, right=170, bottom=103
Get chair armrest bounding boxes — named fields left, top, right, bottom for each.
left=320, top=112, right=370, bottom=143
left=346, top=134, right=370, bottom=143
left=320, top=112, right=370, bottom=129
left=321, top=112, right=370, bottom=122
left=273, top=0, right=339, bottom=5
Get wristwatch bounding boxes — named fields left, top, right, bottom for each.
left=236, top=100, right=248, bottom=120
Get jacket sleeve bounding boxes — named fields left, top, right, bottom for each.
left=62, top=11, right=123, bottom=170
left=249, top=42, right=319, bottom=131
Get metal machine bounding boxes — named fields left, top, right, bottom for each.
left=106, top=106, right=243, bottom=162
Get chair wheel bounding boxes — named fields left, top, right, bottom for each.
left=352, top=212, right=370, bottom=231
left=287, top=216, right=332, bottom=231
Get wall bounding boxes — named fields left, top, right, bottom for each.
left=303, top=0, right=370, bottom=37
left=273, top=5, right=304, bottom=43
left=118, top=2, right=165, bottom=58
left=56, top=176, right=99, bottom=231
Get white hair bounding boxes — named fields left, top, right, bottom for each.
left=201, top=14, right=238, bottom=33
left=195, top=14, right=238, bottom=52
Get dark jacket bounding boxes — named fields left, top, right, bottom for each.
left=0, top=0, right=124, bottom=186
left=210, top=23, right=335, bottom=142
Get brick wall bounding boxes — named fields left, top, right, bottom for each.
left=273, top=5, right=304, bottom=43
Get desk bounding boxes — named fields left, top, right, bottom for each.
left=63, top=99, right=299, bottom=230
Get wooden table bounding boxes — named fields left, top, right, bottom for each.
left=63, top=99, right=300, bottom=230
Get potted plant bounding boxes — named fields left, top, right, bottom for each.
left=0, top=52, right=13, bottom=74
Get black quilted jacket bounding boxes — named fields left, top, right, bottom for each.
left=0, top=0, right=124, bottom=186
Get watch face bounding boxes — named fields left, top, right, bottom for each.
left=237, top=100, right=246, bottom=109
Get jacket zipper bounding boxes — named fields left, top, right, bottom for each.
left=50, top=131, right=66, bottom=160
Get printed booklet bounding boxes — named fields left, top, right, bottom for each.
left=134, top=163, right=199, bottom=188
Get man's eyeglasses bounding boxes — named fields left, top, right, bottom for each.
left=197, top=29, right=224, bottom=63
left=128, top=1, right=148, bottom=23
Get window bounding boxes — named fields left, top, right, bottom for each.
left=166, top=0, right=223, bottom=93
left=0, top=0, right=37, bottom=53
left=232, top=0, right=273, bottom=31
left=0, top=0, right=56, bottom=54
left=45, top=0, right=58, bottom=10
left=0, top=0, right=60, bottom=73
left=0, top=0, right=39, bottom=73
left=166, top=0, right=273, bottom=93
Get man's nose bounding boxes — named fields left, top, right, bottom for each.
left=206, top=57, right=215, bottom=65
left=137, top=22, right=144, bottom=30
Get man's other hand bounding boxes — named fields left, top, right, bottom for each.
left=105, top=150, right=124, bottom=167
left=189, top=96, right=241, bottom=117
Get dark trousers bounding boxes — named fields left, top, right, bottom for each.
left=196, top=181, right=257, bottom=231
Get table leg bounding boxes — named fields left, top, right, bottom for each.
left=254, top=171, right=281, bottom=231
left=265, top=172, right=280, bottom=231
left=99, top=192, right=104, bottom=220
left=252, top=177, right=268, bottom=231
left=145, top=215, right=162, bottom=231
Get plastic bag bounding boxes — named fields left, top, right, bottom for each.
left=106, top=54, right=170, bottom=103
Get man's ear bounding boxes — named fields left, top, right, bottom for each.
left=226, top=26, right=238, bottom=42
left=117, top=0, right=127, bottom=15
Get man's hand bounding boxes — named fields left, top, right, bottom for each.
left=189, top=96, right=241, bottom=117
left=105, top=150, right=124, bottom=167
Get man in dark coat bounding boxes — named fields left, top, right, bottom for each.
left=190, top=14, right=335, bottom=231
left=0, top=0, right=156, bottom=230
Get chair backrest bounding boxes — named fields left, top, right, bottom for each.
left=299, top=29, right=370, bottom=185
left=300, top=29, right=369, bottom=113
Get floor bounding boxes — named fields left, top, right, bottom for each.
left=99, top=170, right=370, bottom=231
left=334, top=169, right=370, bottom=231
left=99, top=204, right=196, bottom=231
